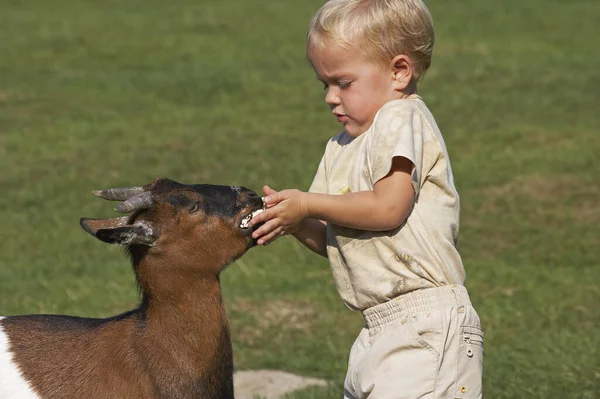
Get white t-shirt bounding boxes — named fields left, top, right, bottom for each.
left=309, top=95, right=466, bottom=311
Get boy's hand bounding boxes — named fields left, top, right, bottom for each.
left=250, top=185, right=309, bottom=245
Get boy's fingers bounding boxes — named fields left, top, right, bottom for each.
left=252, top=218, right=277, bottom=239
left=263, top=193, right=281, bottom=206
left=249, top=209, right=268, bottom=226
left=263, top=185, right=278, bottom=196
left=258, top=227, right=282, bottom=246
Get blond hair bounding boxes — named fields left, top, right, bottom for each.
left=307, top=0, right=435, bottom=81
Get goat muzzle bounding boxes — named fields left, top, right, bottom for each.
left=239, top=208, right=264, bottom=229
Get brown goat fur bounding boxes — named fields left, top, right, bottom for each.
left=0, top=178, right=264, bottom=399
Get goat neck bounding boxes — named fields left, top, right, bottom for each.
left=126, top=250, right=236, bottom=398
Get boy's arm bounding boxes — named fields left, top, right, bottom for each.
left=306, top=157, right=414, bottom=230
left=292, top=218, right=327, bottom=257
left=251, top=156, right=414, bottom=244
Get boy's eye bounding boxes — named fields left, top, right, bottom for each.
left=322, top=82, right=329, bottom=91
left=338, top=81, right=352, bottom=89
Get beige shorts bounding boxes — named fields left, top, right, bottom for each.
left=344, top=285, right=483, bottom=399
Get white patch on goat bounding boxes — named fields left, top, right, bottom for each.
left=0, top=317, right=41, bottom=398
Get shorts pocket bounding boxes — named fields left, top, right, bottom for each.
left=404, top=311, right=443, bottom=358
left=455, top=325, right=484, bottom=398
left=462, top=326, right=483, bottom=354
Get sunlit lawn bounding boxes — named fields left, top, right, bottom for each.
left=0, top=0, right=598, bottom=397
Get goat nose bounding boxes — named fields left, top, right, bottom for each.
left=244, top=191, right=264, bottom=207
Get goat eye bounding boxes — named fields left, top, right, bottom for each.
left=189, top=201, right=202, bottom=214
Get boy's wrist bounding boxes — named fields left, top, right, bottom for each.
left=301, top=192, right=314, bottom=219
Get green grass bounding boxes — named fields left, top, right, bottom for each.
left=1, top=0, right=599, bottom=397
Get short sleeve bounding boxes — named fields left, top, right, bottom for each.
left=309, top=153, right=327, bottom=194
left=366, top=103, right=425, bottom=196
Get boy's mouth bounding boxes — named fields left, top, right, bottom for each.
left=334, top=113, right=348, bottom=123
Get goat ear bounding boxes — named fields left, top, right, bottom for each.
left=80, top=218, right=156, bottom=246
left=80, top=217, right=130, bottom=235
left=95, top=224, right=156, bottom=246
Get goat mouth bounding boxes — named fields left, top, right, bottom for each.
left=239, top=208, right=264, bottom=229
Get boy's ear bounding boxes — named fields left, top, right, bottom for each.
left=391, top=55, right=413, bottom=91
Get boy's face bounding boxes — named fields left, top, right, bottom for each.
left=308, top=42, right=401, bottom=137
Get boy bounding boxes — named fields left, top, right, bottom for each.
left=250, top=0, right=483, bottom=397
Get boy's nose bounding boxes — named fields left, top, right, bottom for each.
left=325, top=88, right=341, bottom=106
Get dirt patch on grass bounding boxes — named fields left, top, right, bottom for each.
left=0, top=90, right=16, bottom=102
left=475, top=174, right=599, bottom=223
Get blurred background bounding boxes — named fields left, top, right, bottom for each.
left=0, top=0, right=598, bottom=397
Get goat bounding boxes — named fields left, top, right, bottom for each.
left=0, top=178, right=264, bottom=399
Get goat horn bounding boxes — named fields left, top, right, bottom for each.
left=115, top=191, right=153, bottom=213
left=93, top=187, right=145, bottom=201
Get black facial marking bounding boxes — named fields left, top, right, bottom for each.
left=142, top=179, right=262, bottom=221
left=188, top=184, right=257, bottom=218
left=166, top=194, right=194, bottom=208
